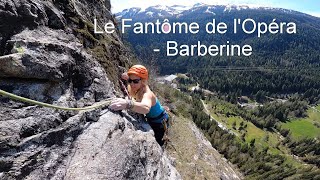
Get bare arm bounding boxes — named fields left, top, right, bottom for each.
left=108, top=89, right=154, bottom=114
left=130, top=92, right=153, bottom=114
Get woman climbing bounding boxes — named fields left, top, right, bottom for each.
left=109, top=65, right=169, bottom=146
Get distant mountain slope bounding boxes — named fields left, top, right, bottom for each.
left=116, top=3, right=320, bottom=68
left=116, top=3, right=318, bottom=20
left=115, top=3, right=320, bottom=103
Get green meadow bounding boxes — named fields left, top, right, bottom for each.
left=282, top=105, right=320, bottom=140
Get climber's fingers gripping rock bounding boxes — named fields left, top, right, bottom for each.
left=109, top=98, right=128, bottom=111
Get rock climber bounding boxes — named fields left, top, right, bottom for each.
left=109, top=65, right=169, bottom=146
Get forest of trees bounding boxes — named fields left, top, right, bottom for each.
left=188, top=88, right=320, bottom=167
left=187, top=93, right=320, bottom=179
left=188, top=69, right=320, bottom=104
left=284, top=137, right=320, bottom=167
left=189, top=89, right=308, bottom=129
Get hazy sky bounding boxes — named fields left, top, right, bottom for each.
left=110, top=0, right=320, bottom=17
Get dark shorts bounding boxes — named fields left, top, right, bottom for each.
left=148, top=112, right=169, bottom=146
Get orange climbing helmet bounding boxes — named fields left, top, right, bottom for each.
left=128, top=65, right=148, bottom=80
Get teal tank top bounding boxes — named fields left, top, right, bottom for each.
left=146, top=98, right=164, bottom=118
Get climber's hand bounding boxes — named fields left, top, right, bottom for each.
left=121, top=72, right=129, bottom=81
left=109, top=98, right=128, bottom=111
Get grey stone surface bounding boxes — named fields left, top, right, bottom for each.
left=64, top=111, right=180, bottom=180
left=0, top=0, right=180, bottom=179
left=188, top=121, right=243, bottom=180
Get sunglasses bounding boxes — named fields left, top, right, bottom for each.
left=128, top=78, right=141, bottom=84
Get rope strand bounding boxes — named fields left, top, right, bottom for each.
left=0, top=89, right=113, bottom=111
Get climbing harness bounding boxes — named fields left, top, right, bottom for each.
left=162, top=117, right=170, bottom=142
left=162, top=111, right=176, bottom=149
left=161, top=109, right=175, bottom=147
left=0, top=89, right=113, bottom=111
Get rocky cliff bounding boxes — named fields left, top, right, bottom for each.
left=0, top=0, right=180, bottom=179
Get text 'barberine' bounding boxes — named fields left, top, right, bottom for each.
left=94, top=18, right=296, bottom=57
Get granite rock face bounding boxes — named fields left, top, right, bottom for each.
left=63, top=111, right=179, bottom=180
left=0, top=0, right=180, bottom=179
